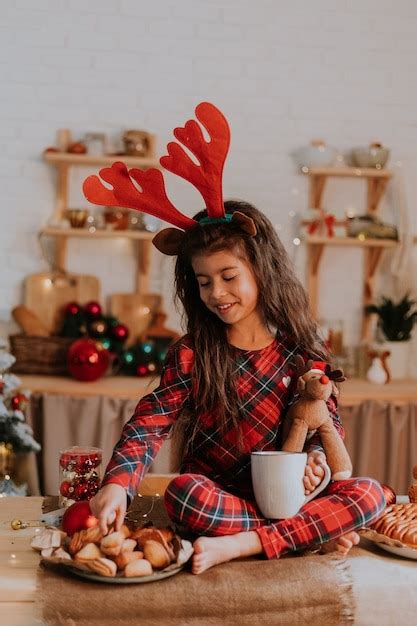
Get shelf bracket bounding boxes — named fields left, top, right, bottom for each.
left=362, top=247, right=384, bottom=340
left=55, top=236, right=68, bottom=272
left=55, top=164, right=69, bottom=221
left=309, top=175, right=327, bottom=210
left=306, top=242, right=324, bottom=318
left=367, top=177, right=388, bottom=213
left=136, top=240, right=151, bottom=293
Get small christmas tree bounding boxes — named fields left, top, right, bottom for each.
left=0, top=340, right=40, bottom=496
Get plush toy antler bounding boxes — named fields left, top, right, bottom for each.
left=282, top=358, right=352, bottom=481
left=83, top=102, right=257, bottom=255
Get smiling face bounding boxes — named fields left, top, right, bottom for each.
left=191, top=248, right=261, bottom=328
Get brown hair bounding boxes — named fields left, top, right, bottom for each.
left=172, top=200, right=328, bottom=460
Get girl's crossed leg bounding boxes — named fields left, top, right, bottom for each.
left=164, top=473, right=386, bottom=574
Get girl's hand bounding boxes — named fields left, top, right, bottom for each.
left=304, top=450, right=327, bottom=495
left=89, top=483, right=128, bottom=535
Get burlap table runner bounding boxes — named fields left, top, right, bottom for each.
left=37, top=497, right=354, bottom=626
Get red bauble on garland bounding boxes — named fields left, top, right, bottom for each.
left=61, top=501, right=98, bottom=536
left=111, top=323, right=129, bottom=342
left=67, top=339, right=110, bottom=382
left=84, top=301, right=102, bottom=318
left=65, top=301, right=82, bottom=316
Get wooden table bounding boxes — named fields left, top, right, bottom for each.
left=2, top=496, right=417, bottom=626
left=0, top=497, right=43, bottom=625
left=0, top=476, right=171, bottom=625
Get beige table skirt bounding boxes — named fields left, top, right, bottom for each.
left=27, top=394, right=417, bottom=496
left=341, top=400, right=417, bottom=494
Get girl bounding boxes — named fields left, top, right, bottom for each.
left=90, top=200, right=385, bottom=575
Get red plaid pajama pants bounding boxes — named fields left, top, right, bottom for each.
left=164, top=473, right=385, bottom=559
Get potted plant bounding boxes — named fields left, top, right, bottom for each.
left=365, top=294, right=417, bottom=379
left=0, top=341, right=40, bottom=496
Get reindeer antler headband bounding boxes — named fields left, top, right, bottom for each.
left=82, top=102, right=257, bottom=255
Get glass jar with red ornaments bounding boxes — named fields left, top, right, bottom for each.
left=59, top=446, right=102, bottom=508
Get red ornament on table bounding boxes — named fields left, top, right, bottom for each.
left=381, top=483, right=396, bottom=506
left=11, top=393, right=29, bottom=411
left=84, top=301, right=102, bottom=318
left=67, top=338, right=110, bottom=382
left=111, top=323, right=129, bottom=342
left=61, top=501, right=98, bottom=536
left=65, top=301, right=81, bottom=316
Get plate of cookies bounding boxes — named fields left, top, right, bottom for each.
left=360, top=502, right=417, bottom=560
left=31, top=523, right=193, bottom=582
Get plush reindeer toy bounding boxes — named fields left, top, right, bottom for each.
left=282, top=356, right=352, bottom=481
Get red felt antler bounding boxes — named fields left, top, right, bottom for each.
left=83, top=102, right=232, bottom=246
left=160, top=102, right=230, bottom=218
left=83, top=162, right=197, bottom=231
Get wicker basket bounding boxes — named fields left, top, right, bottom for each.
left=9, top=334, right=73, bottom=375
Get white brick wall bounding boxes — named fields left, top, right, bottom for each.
left=1, top=0, right=417, bottom=363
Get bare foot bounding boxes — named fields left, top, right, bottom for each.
left=320, top=531, right=360, bottom=556
left=192, top=531, right=263, bottom=575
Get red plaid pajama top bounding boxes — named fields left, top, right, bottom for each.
left=102, top=333, right=343, bottom=501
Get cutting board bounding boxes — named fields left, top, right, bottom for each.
left=110, top=293, right=162, bottom=346
left=24, top=272, right=101, bottom=335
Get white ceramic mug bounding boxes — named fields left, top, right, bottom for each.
left=251, top=451, right=331, bottom=519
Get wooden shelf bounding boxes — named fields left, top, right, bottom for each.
left=19, top=374, right=157, bottom=399
left=303, top=166, right=392, bottom=179
left=301, top=165, right=397, bottom=341
left=43, top=151, right=160, bottom=169
left=41, top=227, right=156, bottom=241
left=306, top=235, right=396, bottom=339
left=303, top=167, right=392, bottom=212
left=43, top=128, right=160, bottom=294
left=305, top=236, right=397, bottom=248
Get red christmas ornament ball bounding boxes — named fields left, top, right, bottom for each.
left=67, top=339, right=110, bottom=382
left=381, top=483, right=396, bottom=506
left=11, top=393, right=29, bottom=411
left=61, top=501, right=98, bottom=536
left=59, top=480, right=73, bottom=498
left=84, top=301, right=102, bottom=318
left=65, top=301, right=81, bottom=316
left=111, top=323, right=129, bottom=342
left=137, top=364, right=149, bottom=377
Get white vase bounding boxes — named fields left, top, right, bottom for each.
left=366, top=357, right=388, bottom=385
left=382, top=341, right=411, bottom=380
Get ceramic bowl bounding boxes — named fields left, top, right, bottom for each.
left=351, top=145, right=390, bottom=168
left=293, top=143, right=337, bottom=169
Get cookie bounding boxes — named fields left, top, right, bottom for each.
left=371, top=503, right=417, bottom=548
left=124, top=558, right=153, bottom=578
left=86, top=557, right=117, bottom=577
